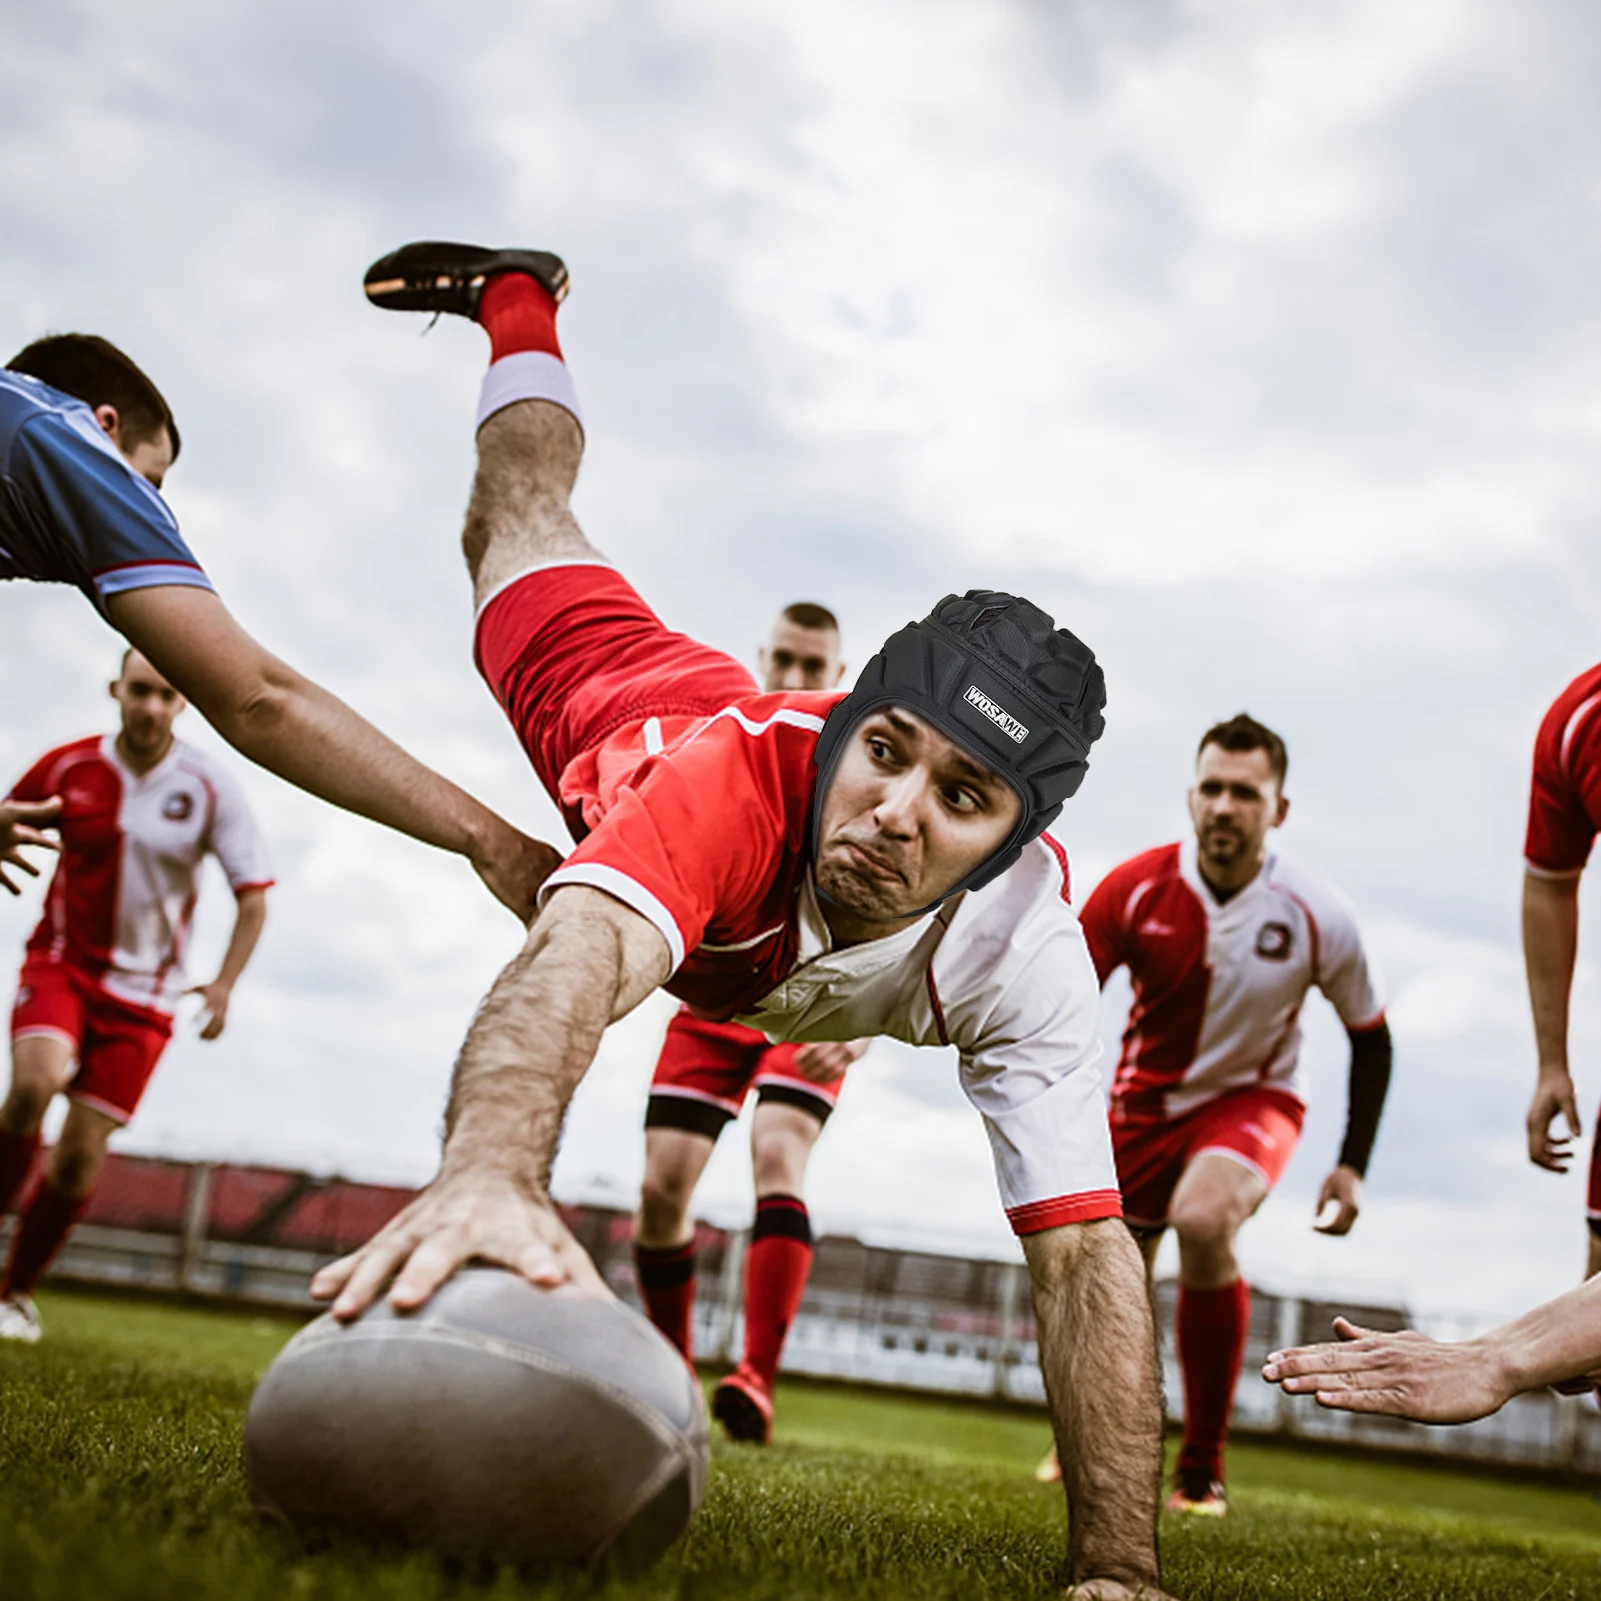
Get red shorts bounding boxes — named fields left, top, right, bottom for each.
left=10, top=962, right=174, bottom=1124
left=474, top=562, right=757, bottom=831
left=1586, top=1107, right=1601, bottom=1226
left=644, top=1008, right=846, bottom=1138
left=1111, top=1086, right=1305, bottom=1229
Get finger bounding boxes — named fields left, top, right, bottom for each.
left=333, top=1234, right=417, bottom=1321
left=516, top=1237, right=572, bottom=1290
left=1333, top=1317, right=1375, bottom=1341
left=200, top=1017, right=223, bottom=1040
left=0, top=866, right=20, bottom=895
left=1562, top=1088, right=1584, bottom=1140
left=1314, top=1385, right=1409, bottom=1415
left=310, top=1250, right=361, bottom=1301
left=389, top=1226, right=474, bottom=1310
left=0, top=854, right=41, bottom=882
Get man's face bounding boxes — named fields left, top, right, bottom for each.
left=759, top=617, right=844, bottom=693
left=815, top=707, right=1022, bottom=924
left=111, top=651, right=185, bottom=756
left=1188, top=744, right=1287, bottom=875
left=93, top=405, right=175, bottom=490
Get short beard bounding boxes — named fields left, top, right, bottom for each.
left=814, top=855, right=916, bottom=923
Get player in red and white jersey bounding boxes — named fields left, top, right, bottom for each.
left=1039, top=714, right=1392, bottom=1514
left=0, top=650, right=272, bottom=1342
left=1520, top=662, right=1601, bottom=1278
left=312, top=241, right=1179, bottom=1599
left=633, top=602, right=870, bottom=1444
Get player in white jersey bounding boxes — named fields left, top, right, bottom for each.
left=1037, top=714, right=1392, bottom=1514
left=0, top=650, right=272, bottom=1341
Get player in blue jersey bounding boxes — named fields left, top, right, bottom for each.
left=0, top=335, right=555, bottom=917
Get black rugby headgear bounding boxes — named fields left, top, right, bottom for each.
left=810, top=590, right=1107, bottom=907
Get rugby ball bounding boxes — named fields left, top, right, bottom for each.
left=244, top=1266, right=709, bottom=1573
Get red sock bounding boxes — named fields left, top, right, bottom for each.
left=0, top=1129, right=41, bottom=1216
left=634, top=1240, right=697, bottom=1361
left=480, top=273, right=563, bottom=364
left=742, top=1195, right=814, bottom=1389
left=1176, top=1277, right=1252, bottom=1482
left=3, top=1178, right=90, bottom=1299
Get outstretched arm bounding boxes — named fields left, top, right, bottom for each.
left=188, top=887, right=268, bottom=1040
left=1025, top=1221, right=1173, bottom=1600
left=1263, top=1272, right=1601, bottom=1424
left=106, top=585, right=561, bottom=919
left=312, top=884, right=672, bottom=1319
left=1523, top=870, right=1584, bottom=1171
left=0, top=797, right=60, bottom=894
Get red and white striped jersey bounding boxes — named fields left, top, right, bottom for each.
left=1081, top=840, right=1383, bottom=1121
left=9, top=735, right=273, bottom=1014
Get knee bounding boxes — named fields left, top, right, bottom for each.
left=49, top=1138, right=105, bottom=1198
left=637, top=1168, right=694, bottom=1238
left=751, top=1127, right=808, bottom=1193
left=0, top=1083, right=53, bottom=1134
left=1169, top=1198, right=1236, bottom=1264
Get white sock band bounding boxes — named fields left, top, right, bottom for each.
left=476, top=351, right=584, bottom=433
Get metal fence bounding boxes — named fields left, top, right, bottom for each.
left=14, top=1152, right=1601, bottom=1475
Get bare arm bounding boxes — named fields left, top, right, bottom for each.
left=1024, top=1221, right=1172, bottom=1599
left=0, top=797, right=60, bottom=895
left=106, top=585, right=561, bottom=919
left=1264, top=1272, right=1601, bottom=1425
left=188, top=887, right=268, bottom=1040
left=312, top=885, right=672, bottom=1319
left=1523, top=870, right=1583, bottom=1171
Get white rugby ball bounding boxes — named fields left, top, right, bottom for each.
left=245, top=1266, right=709, bottom=1573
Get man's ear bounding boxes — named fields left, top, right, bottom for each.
left=92, top=404, right=122, bottom=445
left=1275, top=794, right=1291, bottom=827
left=833, top=660, right=848, bottom=687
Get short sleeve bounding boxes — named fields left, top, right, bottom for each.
left=1077, top=871, right=1126, bottom=985
left=538, top=734, right=784, bottom=972
left=944, top=885, right=1122, bottom=1235
left=1315, top=896, right=1384, bottom=1032
left=7, top=748, right=64, bottom=805
left=1525, top=691, right=1601, bottom=878
left=10, top=407, right=212, bottom=611
left=205, top=765, right=274, bottom=892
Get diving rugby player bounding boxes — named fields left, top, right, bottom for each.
left=1041, top=716, right=1390, bottom=1514
left=634, top=602, right=869, bottom=1445
left=313, top=242, right=1176, bottom=1601
left=0, top=336, right=551, bottom=916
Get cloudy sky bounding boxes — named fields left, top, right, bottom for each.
left=5, top=0, right=1601, bottom=1325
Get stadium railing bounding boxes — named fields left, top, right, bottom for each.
left=5, top=1150, right=1596, bottom=1475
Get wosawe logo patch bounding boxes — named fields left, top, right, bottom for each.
left=963, top=685, right=1029, bottom=743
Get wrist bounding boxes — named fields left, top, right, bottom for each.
left=1471, top=1330, right=1525, bottom=1404
left=1537, top=1062, right=1573, bottom=1082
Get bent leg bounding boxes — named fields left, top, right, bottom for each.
left=463, top=401, right=596, bottom=609
left=634, top=1125, right=718, bottom=1361
left=2, top=1100, right=114, bottom=1300
left=0, top=1032, right=75, bottom=1216
left=1168, top=1152, right=1265, bottom=1488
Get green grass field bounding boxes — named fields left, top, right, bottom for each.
left=2, top=1290, right=1600, bottom=1600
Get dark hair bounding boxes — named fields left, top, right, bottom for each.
left=781, top=601, right=839, bottom=633
left=1198, top=712, right=1288, bottom=786
left=7, top=334, right=180, bottom=460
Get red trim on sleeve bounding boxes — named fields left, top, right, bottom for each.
left=1346, top=1009, right=1387, bottom=1034
left=1040, top=832, right=1072, bottom=903
left=1005, top=1188, right=1124, bottom=1235
left=230, top=880, right=275, bottom=894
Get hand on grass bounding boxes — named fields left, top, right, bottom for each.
left=310, top=1168, right=609, bottom=1321
left=472, top=823, right=565, bottom=924
left=1526, top=1069, right=1581, bottom=1172
left=791, top=1038, right=870, bottom=1084
left=1312, top=1164, right=1362, bottom=1235
left=0, top=797, right=61, bottom=894
left=1262, top=1316, right=1511, bottom=1424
